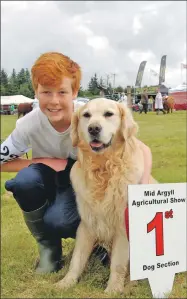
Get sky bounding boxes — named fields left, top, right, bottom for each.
left=1, top=1, right=186, bottom=89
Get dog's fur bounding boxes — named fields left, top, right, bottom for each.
left=56, top=98, right=157, bottom=294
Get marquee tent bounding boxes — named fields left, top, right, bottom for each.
left=1, top=95, right=35, bottom=105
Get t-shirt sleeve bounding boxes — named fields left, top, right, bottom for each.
left=0, top=120, right=31, bottom=164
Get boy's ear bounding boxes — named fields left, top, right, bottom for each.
left=73, top=90, right=78, bottom=99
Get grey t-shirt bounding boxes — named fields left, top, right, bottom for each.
left=0, top=100, right=85, bottom=164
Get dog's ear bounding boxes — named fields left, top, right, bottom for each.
left=70, top=110, right=80, bottom=147
left=118, top=103, right=138, bottom=140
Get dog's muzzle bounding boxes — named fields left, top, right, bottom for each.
left=88, top=124, right=102, bottom=137
left=89, top=138, right=112, bottom=152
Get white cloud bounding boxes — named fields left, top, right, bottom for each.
left=76, top=24, right=93, bottom=36
left=133, top=15, right=143, bottom=35
left=1, top=1, right=186, bottom=88
left=128, top=50, right=155, bottom=64
left=87, top=36, right=109, bottom=51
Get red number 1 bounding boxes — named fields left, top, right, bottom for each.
left=147, top=212, right=164, bottom=256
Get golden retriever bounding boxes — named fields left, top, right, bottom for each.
left=56, top=98, right=156, bottom=294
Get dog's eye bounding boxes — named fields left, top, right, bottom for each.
left=83, top=112, right=91, bottom=118
left=104, top=111, right=114, bottom=117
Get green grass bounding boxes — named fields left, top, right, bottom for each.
left=1, top=112, right=187, bottom=298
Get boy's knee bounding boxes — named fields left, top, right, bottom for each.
left=5, top=166, right=44, bottom=196
left=44, top=209, right=80, bottom=238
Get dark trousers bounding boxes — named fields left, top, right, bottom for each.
left=155, top=108, right=166, bottom=114
left=140, top=103, right=148, bottom=114
left=5, top=159, right=81, bottom=239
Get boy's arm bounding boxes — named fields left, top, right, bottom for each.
left=0, top=157, right=68, bottom=172
left=1, top=125, right=68, bottom=172
left=138, top=140, right=152, bottom=184
left=1, top=158, right=31, bottom=172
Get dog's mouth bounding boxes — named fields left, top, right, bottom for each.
left=89, top=138, right=112, bottom=152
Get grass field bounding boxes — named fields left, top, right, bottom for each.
left=1, top=112, right=187, bottom=298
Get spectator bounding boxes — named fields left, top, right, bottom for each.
left=155, top=88, right=166, bottom=115
left=140, top=89, right=148, bottom=114
left=148, top=96, right=154, bottom=111
left=119, top=93, right=128, bottom=105
left=10, top=103, right=15, bottom=115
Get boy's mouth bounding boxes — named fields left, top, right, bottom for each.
left=47, top=109, right=62, bottom=112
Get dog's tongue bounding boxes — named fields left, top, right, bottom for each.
left=90, top=142, right=103, bottom=147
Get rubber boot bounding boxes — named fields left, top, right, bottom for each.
left=23, top=201, right=63, bottom=274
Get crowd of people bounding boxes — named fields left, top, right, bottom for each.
left=137, top=88, right=167, bottom=115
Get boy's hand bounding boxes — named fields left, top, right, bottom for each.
left=32, top=158, right=68, bottom=172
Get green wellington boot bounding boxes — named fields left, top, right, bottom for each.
left=22, top=201, right=63, bottom=274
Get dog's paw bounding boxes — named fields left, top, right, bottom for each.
left=104, top=283, right=124, bottom=295
left=123, top=280, right=138, bottom=295
left=55, top=275, right=77, bottom=290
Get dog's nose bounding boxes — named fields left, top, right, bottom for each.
left=88, top=124, right=102, bottom=136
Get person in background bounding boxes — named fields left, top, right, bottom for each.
left=140, top=89, right=148, bottom=114
left=148, top=96, right=154, bottom=111
left=155, top=88, right=166, bottom=115
left=10, top=103, right=15, bottom=115
left=119, top=92, right=128, bottom=106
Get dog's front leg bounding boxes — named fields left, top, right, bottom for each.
left=56, top=221, right=95, bottom=290
left=104, top=233, right=129, bottom=295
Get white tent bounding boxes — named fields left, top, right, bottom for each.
left=1, top=95, right=35, bottom=105
left=169, top=84, right=187, bottom=93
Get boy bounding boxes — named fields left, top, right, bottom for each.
left=1, top=52, right=152, bottom=274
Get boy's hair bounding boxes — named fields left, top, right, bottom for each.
left=31, top=52, right=81, bottom=93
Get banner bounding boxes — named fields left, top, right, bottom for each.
left=150, top=69, right=158, bottom=77
left=159, top=55, right=167, bottom=85
left=135, top=61, right=147, bottom=87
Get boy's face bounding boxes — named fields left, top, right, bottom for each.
left=35, top=77, right=78, bottom=126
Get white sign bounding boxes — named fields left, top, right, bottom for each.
left=128, top=182, right=187, bottom=298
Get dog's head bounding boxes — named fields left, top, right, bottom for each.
left=71, top=98, right=138, bottom=153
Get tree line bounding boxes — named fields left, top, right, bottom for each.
left=0, top=68, right=131, bottom=99
left=1, top=68, right=35, bottom=98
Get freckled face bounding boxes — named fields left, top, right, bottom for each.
left=36, top=77, right=78, bottom=126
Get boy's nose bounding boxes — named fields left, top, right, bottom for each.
left=50, top=94, right=60, bottom=104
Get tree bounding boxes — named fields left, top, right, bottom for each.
left=0, top=69, right=9, bottom=88
left=17, top=68, right=26, bottom=86
left=78, top=85, right=84, bottom=97
left=10, top=68, right=17, bottom=84
left=0, top=84, right=6, bottom=96
left=7, top=82, right=19, bottom=95
left=88, top=73, right=100, bottom=95
left=25, top=68, right=31, bottom=83
left=99, top=76, right=104, bottom=87
left=115, top=85, right=124, bottom=93
left=19, top=83, right=33, bottom=98
left=8, top=69, right=19, bottom=95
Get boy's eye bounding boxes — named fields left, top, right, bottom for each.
left=43, top=91, right=51, bottom=94
left=59, top=91, right=66, bottom=94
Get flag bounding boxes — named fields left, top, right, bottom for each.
left=135, top=61, right=147, bottom=87
left=181, top=63, right=187, bottom=69
left=159, top=55, right=167, bottom=85
left=150, top=69, right=158, bottom=77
